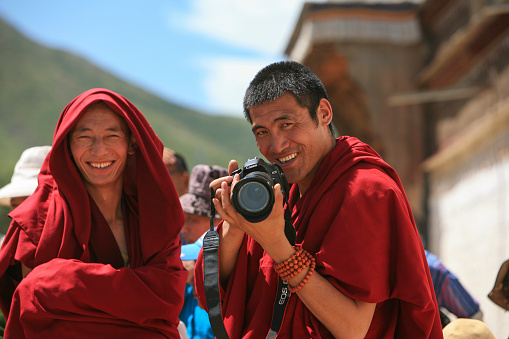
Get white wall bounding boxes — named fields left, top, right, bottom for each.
left=429, top=131, right=509, bottom=338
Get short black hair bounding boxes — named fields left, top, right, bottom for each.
left=243, top=61, right=334, bottom=135
left=174, top=153, right=188, bottom=174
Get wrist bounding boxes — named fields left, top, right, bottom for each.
left=220, top=221, right=244, bottom=239
left=265, top=238, right=295, bottom=263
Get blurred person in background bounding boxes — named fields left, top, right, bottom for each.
left=488, top=259, right=509, bottom=311
left=425, top=250, right=483, bottom=328
left=0, top=146, right=51, bottom=241
left=164, top=147, right=189, bottom=197
left=488, top=259, right=509, bottom=339
left=179, top=235, right=214, bottom=339
left=0, top=145, right=51, bottom=337
left=178, top=164, right=227, bottom=339
left=179, top=164, right=227, bottom=244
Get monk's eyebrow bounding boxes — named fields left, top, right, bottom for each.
left=72, top=125, right=123, bottom=134
left=251, top=125, right=266, bottom=133
left=105, top=125, right=123, bottom=132
left=72, top=126, right=90, bottom=133
left=251, top=115, right=291, bottom=133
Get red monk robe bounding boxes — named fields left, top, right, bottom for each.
left=0, top=89, right=187, bottom=338
left=195, top=136, right=443, bottom=338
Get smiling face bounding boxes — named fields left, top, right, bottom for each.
left=250, top=93, right=335, bottom=194
left=69, top=102, right=135, bottom=193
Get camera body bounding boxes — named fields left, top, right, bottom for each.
left=231, top=157, right=289, bottom=223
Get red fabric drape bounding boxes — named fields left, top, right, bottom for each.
left=0, top=88, right=187, bottom=338
left=195, top=136, right=443, bottom=338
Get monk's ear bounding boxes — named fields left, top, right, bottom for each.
left=128, top=135, right=137, bottom=155
left=317, top=98, right=333, bottom=126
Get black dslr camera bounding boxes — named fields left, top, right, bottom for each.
left=231, top=158, right=289, bottom=223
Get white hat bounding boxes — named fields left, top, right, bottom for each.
left=0, top=146, right=51, bottom=206
left=443, top=319, right=496, bottom=339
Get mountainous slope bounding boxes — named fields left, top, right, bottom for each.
left=0, top=16, right=264, bottom=230
left=0, top=16, right=262, bottom=184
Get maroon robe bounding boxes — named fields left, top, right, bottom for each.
left=0, top=88, right=187, bottom=338
left=195, top=136, right=443, bottom=338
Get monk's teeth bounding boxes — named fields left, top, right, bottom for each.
left=279, top=153, right=297, bottom=163
left=90, top=162, right=112, bottom=168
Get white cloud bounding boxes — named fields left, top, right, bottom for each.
left=182, top=0, right=312, bottom=55
left=168, top=0, right=330, bottom=116
left=201, top=57, right=277, bottom=115
left=179, top=0, right=318, bottom=116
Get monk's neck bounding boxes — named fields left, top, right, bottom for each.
left=86, top=185, right=123, bottom=225
left=297, top=137, right=336, bottom=197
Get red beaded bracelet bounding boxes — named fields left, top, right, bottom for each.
left=274, top=247, right=303, bottom=271
left=274, top=247, right=304, bottom=280
left=274, top=246, right=316, bottom=291
left=279, top=251, right=313, bottom=281
left=288, top=259, right=316, bottom=293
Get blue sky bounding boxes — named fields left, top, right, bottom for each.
left=0, top=0, right=319, bottom=118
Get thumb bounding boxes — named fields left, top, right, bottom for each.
left=228, top=159, right=239, bottom=175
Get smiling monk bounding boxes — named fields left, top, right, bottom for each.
left=0, top=88, right=187, bottom=338
left=195, top=61, right=443, bottom=338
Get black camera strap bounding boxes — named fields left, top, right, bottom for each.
left=203, top=189, right=295, bottom=339
left=202, top=229, right=230, bottom=339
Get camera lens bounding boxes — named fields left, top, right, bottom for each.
left=231, top=173, right=275, bottom=222
left=236, top=181, right=270, bottom=213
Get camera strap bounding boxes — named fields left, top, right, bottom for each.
left=266, top=196, right=295, bottom=339
left=203, top=189, right=295, bottom=339
left=202, top=229, right=230, bottom=339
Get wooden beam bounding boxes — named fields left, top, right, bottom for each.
left=387, top=87, right=480, bottom=106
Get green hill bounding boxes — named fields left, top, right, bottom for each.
left=0, top=16, right=262, bottom=230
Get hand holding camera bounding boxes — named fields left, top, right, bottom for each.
left=230, top=157, right=289, bottom=223
left=210, top=158, right=291, bottom=252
